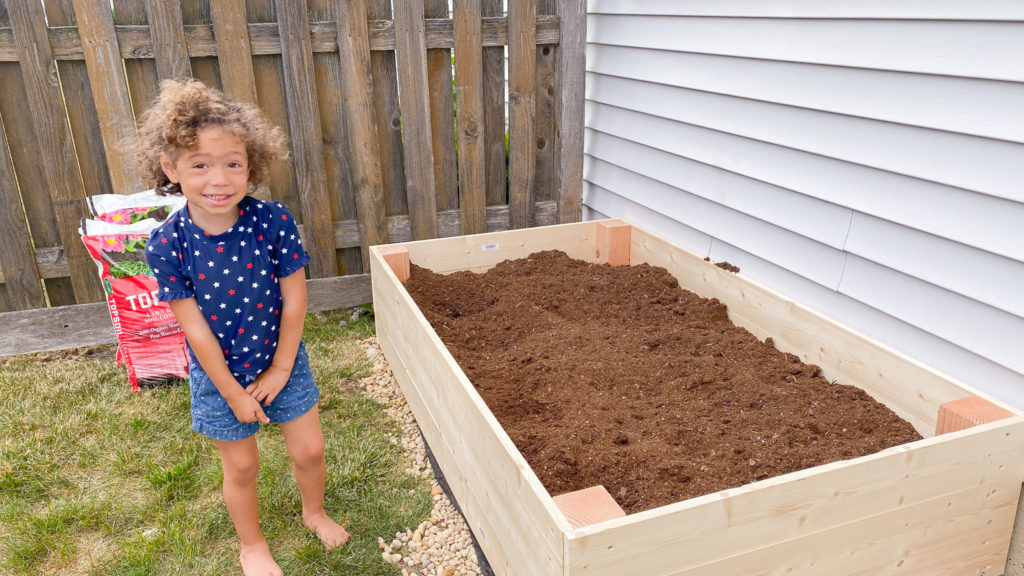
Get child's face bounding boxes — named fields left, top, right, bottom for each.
left=160, top=126, right=249, bottom=232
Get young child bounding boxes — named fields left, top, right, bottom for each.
left=137, top=78, right=349, bottom=576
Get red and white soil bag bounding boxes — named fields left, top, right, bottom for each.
left=80, top=192, right=188, bottom=390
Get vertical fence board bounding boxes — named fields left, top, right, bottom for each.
left=113, top=0, right=159, bottom=120
left=182, top=0, right=220, bottom=87
left=9, top=0, right=103, bottom=304
left=453, top=0, right=486, bottom=235
left=533, top=0, right=556, bottom=203
left=70, top=0, right=145, bottom=194
left=335, top=0, right=388, bottom=264
left=368, top=0, right=407, bottom=217
left=211, top=0, right=257, bottom=104
left=481, top=0, right=505, bottom=207
left=425, top=0, right=458, bottom=213
left=0, top=113, right=46, bottom=310
left=394, top=0, right=438, bottom=240
left=145, top=0, right=192, bottom=79
left=276, top=0, right=337, bottom=277
left=247, top=0, right=299, bottom=213
left=507, top=0, right=536, bottom=229
left=309, top=0, right=360, bottom=275
left=555, top=0, right=584, bottom=224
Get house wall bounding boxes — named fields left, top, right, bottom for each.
left=583, top=1, right=1024, bottom=408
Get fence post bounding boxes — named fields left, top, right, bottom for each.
left=508, top=0, right=537, bottom=230
left=555, top=0, right=586, bottom=224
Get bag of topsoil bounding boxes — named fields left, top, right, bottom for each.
left=80, top=216, right=188, bottom=391
left=87, top=188, right=184, bottom=225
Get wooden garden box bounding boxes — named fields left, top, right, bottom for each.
left=369, top=219, right=1024, bottom=576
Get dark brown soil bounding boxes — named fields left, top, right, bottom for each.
left=405, top=251, right=922, bottom=514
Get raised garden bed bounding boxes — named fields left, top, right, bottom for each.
left=369, top=219, right=1024, bottom=576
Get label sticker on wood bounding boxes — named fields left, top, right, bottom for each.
left=481, top=243, right=500, bottom=251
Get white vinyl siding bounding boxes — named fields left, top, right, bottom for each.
left=583, top=5, right=1024, bottom=407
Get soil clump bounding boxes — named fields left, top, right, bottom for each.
left=404, top=250, right=922, bottom=514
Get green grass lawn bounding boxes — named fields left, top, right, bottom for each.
left=0, top=309, right=432, bottom=575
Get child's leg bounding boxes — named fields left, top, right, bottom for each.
left=278, top=406, right=350, bottom=549
left=216, top=437, right=283, bottom=576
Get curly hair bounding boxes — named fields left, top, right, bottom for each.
left=131, top=78, right=288, bottom=195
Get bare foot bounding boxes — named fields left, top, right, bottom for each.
left=239, top=543, right=283, bottom=576
left=304, top=511, right=350, bottom=550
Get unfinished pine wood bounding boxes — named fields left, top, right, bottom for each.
left=276, top=0, right=337, bottom=278
left=335, top=0, right=389, bottom=268
left=9, top=0, right=103, bottom=304
left=144, top=0, right=192, bottom=79
left=0, top=274, right=371, bottom=356
left=936, top=396, right=1014, bottom=435
left=71, top=0, right=146, bottom=195
left=596, top=219, right=631, bottom=266
left=453, top=0, right=487, bottom=236
left=0, top=113, right=46, bottom=310
left=373, top=220, right=1024, bottom=576
left=210, top=0, right=258, bottom=105
left=376, top=245, right=410, bottom=283
left=425, top=0, right=458, bottom=213
left=371, top=246, right=568, bottom=576
left=481, top=0, right=506, bottom=208
left=553, top=485, right=626, bottom=529
left=368, top=0, right=408, bottom=218
left=394, top=0, right=439, bottom=240
left=554, top=0, right=585, bottom=224
left=507, top=0, right=537, bottom=230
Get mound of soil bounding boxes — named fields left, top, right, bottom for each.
left=405, top=251, right=922, bottom=514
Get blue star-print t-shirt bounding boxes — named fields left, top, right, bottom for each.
left=145, top=196, right=310, bottom=378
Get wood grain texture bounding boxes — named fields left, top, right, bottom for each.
left=393, top=0, right=439, bottom=240
left=334, top=0, right=389, bottom=266
left=210, top=0, right=257, bottom=104
left=533, top=0, right=556, bottom=203
left=453, top=0, right=486, bottom=235
left=367, top=0, right=408, bottom=217
left=70, top=0, right=146, bottom=194
left=0, top=113, right=46, bottom=310
left=143, top=0, right=192, bottom=79
left=507, top=0, right=537, bottom=229
left=113, top=0, right=158, bottom=124
left=554, top=0, right=585, bottom=223
left=276, top=0, right=337, bottom=278
left=425, top=0, right=458, bottom=212
left=8, top=0, right=103, bottom=304
left=0, top=275, right=371, bottom=356
left=481, top=0, right=506, bottom=208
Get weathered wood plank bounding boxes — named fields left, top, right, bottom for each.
left=276, top=0, right=337, bottom=278
left=453, top=0, right=487, bottom=236
left=394, top=0, right=439, bottom=240
left=209, top=0, right=257, bottom=104
left=481, top=0, right=506, bottom=209
left=180, top=0, right=218, bottom=88
left=533, top=0, right=556, bottom=203
left=143, top=0, right=192, bottom=79
left=8, top=0, right=103, bottom=304
left=366, top=0, right=407, bottom=218
left=0, top=275, right=372, bottom=356
left=0, top=112, right=46, bottom=310
left=335, top=0, right=389, bottom=267
left=0, top=16, right=564, bottom=61
left=70, top=0, right=146, bottom=195
left=426, top=0, right=458, bottom=212
left=507, top=0, right=537, bottom=229
left=113, top=0, right=158, bottom=123
left=555, top=0, right=585, bottom=223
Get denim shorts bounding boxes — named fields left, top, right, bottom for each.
left=188, top=341, right=320, bottom=441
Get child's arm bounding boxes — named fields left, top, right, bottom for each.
left=246, top=268, right=307, bottom=406
left=168, top=297, right=270, bottom=424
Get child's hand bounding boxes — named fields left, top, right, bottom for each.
left=227, top=392, right=270, bottom=424
left=246, top=365, right=290, bottom=406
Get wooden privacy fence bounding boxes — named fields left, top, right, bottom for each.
left=0, top=0, right=586, bottom=317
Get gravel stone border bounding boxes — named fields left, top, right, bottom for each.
left=357, top=338, right=493, bottom=576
